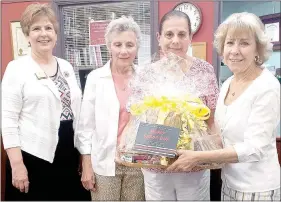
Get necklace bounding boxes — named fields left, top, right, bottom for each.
left=111, top=66, right=133, bottom=92
left=229, top=79, right=251, bottom=98
left=230, top=67, right=262, bottom=97
left=229, top=83, right=244, bottom=97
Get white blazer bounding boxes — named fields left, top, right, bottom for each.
left=1, top=55, right=82, bottom=163
left=215, top=68, right=280, bottom=192
left=76, top=61, right=121, bottom=176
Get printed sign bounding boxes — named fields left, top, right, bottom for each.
left=89, top=20, right=110, bottom=46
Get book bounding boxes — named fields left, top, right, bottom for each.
left=133, top=122, right=180, bottom=158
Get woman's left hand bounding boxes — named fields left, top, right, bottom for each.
left=167, top=150, right=200, bottom=172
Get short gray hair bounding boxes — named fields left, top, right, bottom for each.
left=214, top=12, right=273, bottom=65
left=105, top=16, right=141, bottom=48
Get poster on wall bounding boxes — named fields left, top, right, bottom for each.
left=89, top=20, right=111, bottom=67
left=89, top=20, right=110, bottom=46
left=10, top=21, right=31, bottom=59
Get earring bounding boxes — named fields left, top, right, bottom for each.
left=254, top=55, right=262, bottom=64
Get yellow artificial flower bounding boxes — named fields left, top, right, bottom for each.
left=130, top=94, right=211, bottom=150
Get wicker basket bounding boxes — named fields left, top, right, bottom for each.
left=119, top=152, right=223, bottom=170
left=121, top=161, right=167, bottom=169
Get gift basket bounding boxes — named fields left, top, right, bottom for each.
left=118, top=53, right=223, bottom=169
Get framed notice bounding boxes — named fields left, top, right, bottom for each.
left=191, top=42, right=206, bottom=60
left=10, top=21, right=30, bottom=59
left=89, top=20, right=111, bottom=68
left=260, top=13, right=280, bottom=51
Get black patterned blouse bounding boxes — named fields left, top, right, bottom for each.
left=50, top=63, right=74, bottom=121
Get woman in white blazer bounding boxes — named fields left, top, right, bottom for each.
left=167, top=12, right=280, bottom=201
left=76, top=16, right=145, bottom=201
left=2, top=4, right=89, bottom=201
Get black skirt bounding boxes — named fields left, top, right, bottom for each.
left=5, top=120, right=91, bottom=201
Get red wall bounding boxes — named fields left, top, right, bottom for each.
left=1, top=1, right=50, bottom=78
left=158, top=1, right=215, bottom=64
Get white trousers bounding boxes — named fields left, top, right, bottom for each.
left=142, top=169, right=210, bottom=200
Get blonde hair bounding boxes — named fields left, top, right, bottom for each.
left=104, top=16, right=141, bottom=48
left=214, top=12, right=273, bottom=65
left=20, top=3, right=59, bottom=36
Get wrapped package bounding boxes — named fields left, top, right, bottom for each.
left=118, top=53, right=223, bottom=169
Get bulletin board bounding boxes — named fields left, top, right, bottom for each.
left=192, top=42, right=206, bottom=61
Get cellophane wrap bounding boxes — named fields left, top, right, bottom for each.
left=119, top=53, right=223, bottom=169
